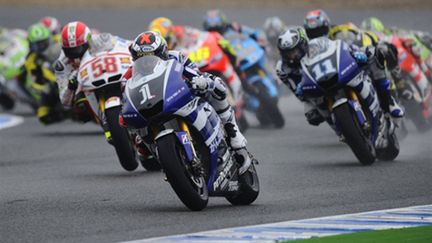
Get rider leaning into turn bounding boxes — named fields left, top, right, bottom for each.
left=299, top=9, right=404, bottom=122
left=275, top=26, right=403, bottom=134
left=202, top=9, right=268, bottom=50
left=148, top=16, right=240, bottom=73
left=54, top=21, right=119, bottom=122
left=25, top=23, right=63, bottom=124
left=361, top=17, right=432, bottom=83
left=123, top=31, right=253, bottom=174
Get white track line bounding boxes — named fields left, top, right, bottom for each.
left=0, top=114, right=24, bottom=130
left=121, top=204, right=432, bottom=243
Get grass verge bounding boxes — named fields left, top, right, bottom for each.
left=285, top=225, right=432, bottom=243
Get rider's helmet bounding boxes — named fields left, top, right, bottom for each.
left=27, top=23, right=51, bottom=54
left=361, top=17, right=386, bottom=33
left=39, top=16, right=62, bottom=36
left=329, top=23, right=361, bottom=46
left=203, top=9, right=228, bottom=34
left=61, top=21, right=91, bottom=59
left=277, top=27, right=309, bottom=66
left=148, top=17, right=177, bottom=50
left=303, top=9, right=331, bottom=39
left=263, top=16, right=287, bottom=45
left=129, top=31, right=168, bottom=61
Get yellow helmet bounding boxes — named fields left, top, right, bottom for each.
left=148, top=17, right=176, bottom=49
left=330, top=23, right=360, bottom=45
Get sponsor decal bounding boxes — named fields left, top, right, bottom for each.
left=209, top=130, right=223, bottom=154
left=120, top=57, right=131, bottom=64
left=213, top=158, right=233, bottom=190
left=166, top=86, right=185, bottom=103
left=122, top=113, right=138, bottom=118
left=79, top=69, right=88, bottom=78
left=341, top=61, right=356, bottom=76
left=181, top=134, right=190, bottom=144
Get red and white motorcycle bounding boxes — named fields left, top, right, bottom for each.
left=77, top=37, right=160, bottom=171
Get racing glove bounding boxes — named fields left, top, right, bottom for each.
left=352, top=51, right=368, bottom=64
left=188, top=76, right=211, bottom=95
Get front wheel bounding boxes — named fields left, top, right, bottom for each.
left=333, top=103, right=376, bottom=165
left=105, top=106, right=139, bottom=171
left=157, top=134, right=208, bottom=211
left=225, top=162, right=259, bottom=205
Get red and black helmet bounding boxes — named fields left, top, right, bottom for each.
left=304, top=9, right=331, bottom=39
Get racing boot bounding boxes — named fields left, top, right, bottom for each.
left=375, top=78, right=404, bottom=119
left=219, top=105, right=252, bottom=175
left=195, top=74, right=254, bottom=174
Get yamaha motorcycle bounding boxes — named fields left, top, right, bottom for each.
left=299, top=38, right=400, bottom=165
left=121, top=56, right=259, bottom=211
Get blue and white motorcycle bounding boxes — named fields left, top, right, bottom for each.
left=121, top=56, right=259, bottom=211
left=299, top=37, right=399, bottom=165
left=223, top=30, right=285, bottom=128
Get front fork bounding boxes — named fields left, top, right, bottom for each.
left=98, top=95, right=122, bottom=144
left=328, top=89, right=371, bottom=133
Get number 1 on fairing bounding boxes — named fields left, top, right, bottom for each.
left=139, top=84, right=155, bottom=104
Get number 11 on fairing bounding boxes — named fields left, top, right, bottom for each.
left=312, top=59, right=337, bottom=80
left=139, top=84, right=155, bottom=104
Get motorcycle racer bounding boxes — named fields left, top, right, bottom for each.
left=25, top=23, right=63, bottom=124
left=276, top=27, right=403, bottom=129
left=263, top=16, right=287, bottom=61
left=202, top=9, right=268, bottom=50
left=0, top=27, right=34, bottom=110
left=148, top=17, right=239, bottom=71
left=302, top=10, right=404, bottom=120
left=54, top=21, right=117, bottom=110
left=124, top=31, right=253, bottom=174
left=39, top=16, right=62, bottom=43
left=362, top=17, right=432, bottom=83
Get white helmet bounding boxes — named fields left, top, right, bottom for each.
left=263, top=16, right=287, bottom=40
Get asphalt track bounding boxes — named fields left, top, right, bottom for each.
left=1, top=6, right=432, bottom=243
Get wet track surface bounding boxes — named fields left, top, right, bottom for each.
left=1, top=7, right=432, bottom=243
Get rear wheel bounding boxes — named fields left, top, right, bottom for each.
left=105, top=106, right=139, bottom=171
left=255, top=82, right=285, bottom=128
left=138, top=155, right=161, bottom=171
left=0, top=92, right=15, bottom=110
left=333, top=103, right=376, bottom=165
left=157, top=134, right=208, bottom=211
left=377, top=119, right=400, bottom=161
left=225, top=162, right=259, bottom=205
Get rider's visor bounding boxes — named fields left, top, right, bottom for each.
left=63, top=43, right=89, bottom=59
left=30, top=39, right=50, bottom=53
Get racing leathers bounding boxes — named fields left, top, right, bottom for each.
left=25, top=40, right=63, bottom=124
left=54, top=33, right=117, bottom=106
left=123, top=50, right=251, bottom=174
